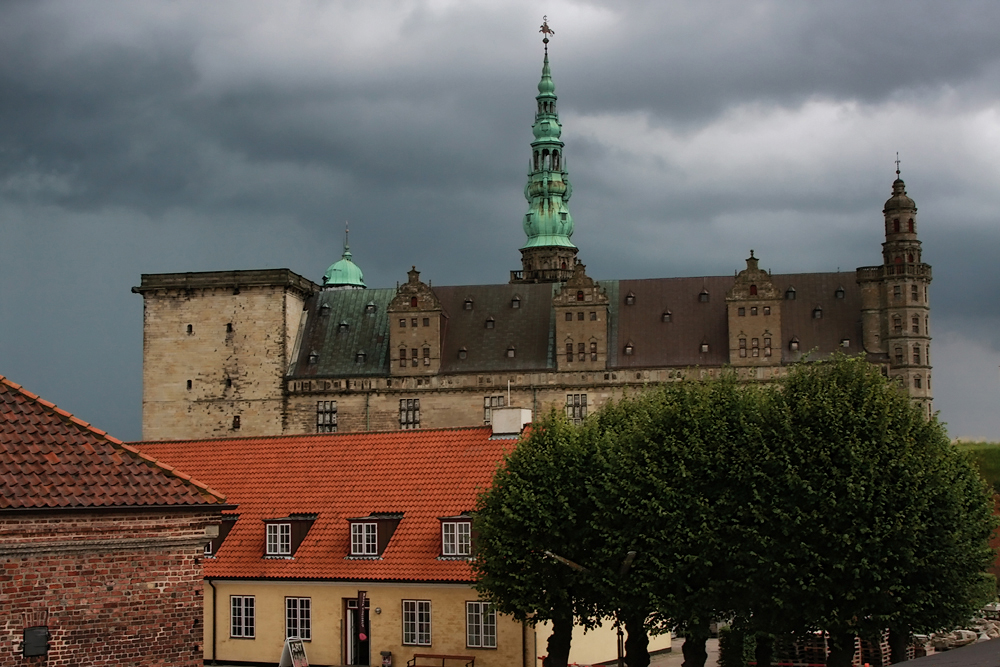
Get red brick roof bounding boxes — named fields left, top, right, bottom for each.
left=134, top=428, right=512, bottom=582
left=0, top=375, right=226, bottom=509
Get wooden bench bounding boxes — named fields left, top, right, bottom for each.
left=406, top=653, right=475, bottom=667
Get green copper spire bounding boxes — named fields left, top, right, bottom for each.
left=323, top=224, right=366, bottom=289
left=521, top=19, right=575, bottom=251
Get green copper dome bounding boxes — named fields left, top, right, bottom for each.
left=521, top=44, right=575, bottom=251
left=323, top=245, right=366, bottom=289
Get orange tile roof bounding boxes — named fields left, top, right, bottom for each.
left=0, top=375, right=226, bottom=509
left=134, top=428, right=513, bottom=583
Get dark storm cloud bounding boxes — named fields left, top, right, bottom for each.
left=2, top=0, right=1000, bottom=440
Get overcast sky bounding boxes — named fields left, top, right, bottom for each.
left=2, top=0, right=1000, bottom=441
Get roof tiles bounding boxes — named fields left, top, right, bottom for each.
left=134, top=427, right=511, bottom=583
left=0, top=375, right=226, bottom=509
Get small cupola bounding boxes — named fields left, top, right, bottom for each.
left=323, top=234, right=366, bottom=290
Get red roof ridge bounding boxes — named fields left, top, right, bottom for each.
left=0, top=374, right=227, bottom=505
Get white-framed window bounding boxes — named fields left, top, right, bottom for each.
left=286, top=597, right=311, bottom=640
left=351, top=522, right=378, bottom=556
left=231, top=596, right=255, bottom=638
left=442, top=521, right=472, bottom=556
left=466, top=601, right=497, bottom=648
left=483, top=396, right=505, bottom=425
left=316, top=401, right=337, bottom=433
left=402, top=600, right=432, bottom=646
left=266, top=523, right=291, bottom=556
left=566, top=394, right=587, bottom=423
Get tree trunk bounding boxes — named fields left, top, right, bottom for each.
left=754, top=632, right=773, bottom=667
left=543, top=611, right=573, bottom=667
left=826, top=632, right=856, bottom=667
left=624, top=614, right=651, bottom=667
left=888, top=627, right=910, bottom=663
left=682, top=620, right=711, bottom=667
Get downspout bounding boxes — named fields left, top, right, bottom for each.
left=366, top=393, right=370, bottom=431
left=207, top=578, right=217, bottom=665
left=532, top=386, right=538, bottom=419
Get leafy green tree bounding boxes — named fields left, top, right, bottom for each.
left=472, top=410, right=603, bottom=667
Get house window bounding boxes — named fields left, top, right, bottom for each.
left=400, top=399, right=420, bottom=429
left=411, top=318, right=418, bottom=328
left=351, top=522, right=378, bottom=556
left=661, top=311, right=672, bottom=323
left=763, top=306, right=771, bottom=315
left=423, top=317, right=430, bottom=327
left=893, top=285, right=902, bottom=299
left=752, top=338, right=759, bottom=357
left=566, top=394, right=587, bottom=423
left=266, top=523, right=291, bottom=556
left=484, top=396, right=505, bottom=425
left=442, top=521, right=472, bottom=556
left=738, top=307, right=745, bottom=317
left=914, top=375, right=922, bottom=389
left=285, top=597, right=311, bottom=640
left=485, top=317, right=495, bottom=329
left=911, top=285, right=918, bottom=302
left=750, top=307, right=758, bottom=316
left=698, top=290, right=709, bottom=303
left=231, top=596, right=255, bottom=638
left=785, top=287, right=795, bottom=300
left=403, top=600, right=432, bottom=646
left=466, top=602, right=497, bottom=649
left=578, top=343, right=585, bottom=359
left=739, top=338, right=747, bottom=358
left=764, top=337, right=772, bottom=357
left=912, top=316, right=919, bottom=334
left=411, top=348, right=418, bottom=367
left=316, top=401, right=337, bottom=433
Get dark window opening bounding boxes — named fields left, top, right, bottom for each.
left=908, top=219, right=914, bottom=233
left=893, top=219, right=900, bottom=233
left=422, top=317, right=429, bottom=327
left=699, top=290, right=710, bottom=303
left=565, top=312, right=573, bottom=321
left=187, top=324, right=193, bottom=335
left=458, top=348, right=468, bottom=360
left=750, top=284, right=757, bottom=296
left=186, top=380, right=192, bottom=390
left=356, top=351, right=366, bottom=363
left=624, top=342, right=634, bottom=356
left=750, top=307, right=758, bottom=316
left=835, top=287, right=845, bottom=299
left=662, top=311, right=672, bottom=323
left=232, top=415, right=241, bottom=430
left=576, top=291, right=584, bottom=301
left=738, top=307, right=745, bottom=317
left=464, top=299, right=473, bottom=310
left=625, top=293, right=636, bottom=306
left=317, top=401, right=337, bottom=433
left=511, top=297, right=521, bottom=309
left=763, top=306, right=771, bottom=315
left=812, top=307, right=822, bottom=319
left=577, top=312, right=584, bottom=321
left=226, top=378, right=232, bottom=388
left=590, top=311, right=597, bottom=321
left=410, top=296, right=418, bottom=307
left=485, top=318, right=495, bottom=329
left=785, top=287, right=796, bottom=300
left=399, top=319, right=406, bottom=328
left=226, top=322, right=233, bottom=333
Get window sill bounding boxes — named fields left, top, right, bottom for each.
left=345, top=555, right=383, bottom=560
left=264, top=555, right=295, bottom=560
left=437, top=555, right=472, bottom=561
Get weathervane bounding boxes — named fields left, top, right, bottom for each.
left=895, top=152, right=901, bottom=177
left=540, top=16, right=554, bottom=51
left=345, top=221, right=350, bottom=249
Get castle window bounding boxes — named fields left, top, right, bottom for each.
left=738, top=307, right=746, bottom=317
left=699, top=290, right=710, bottom=303
left=925, top=316, right=929, bottom=333
left=914, top=375, right=922, bottom=389
left=912, top=316, right=919, bottom=334
left=835, top=287, right=845, bottom=299
left=893, top=285, right=902, bottom=299
left=566, top=394, right=587, bottom=423
left=578, top=343, right=585, bottom=359
left=750, top=307, right=758, bottom=316
left=739, top=338, right=747, bottom=358
left=411, top=348, right=418, bottom=367
left=907, top=254, right=914, bottom=263
left=410, top=296, right=418, bottom=307
left=841, top=339, right=850, bottom=348
left=752, top=338, right=759, bottom=357
left=750, top=284, right=757, bottom=296
left=356, top=351, right=366, bottom=364
left=226, top=378, right=232, bottom=388
left=913, top=345, right=920, bottom=364
left=308, top=351, right=319, bottom=365
left=812, top=307, right=822, bottom=319
left=232, top=415, right=241, bottom=430
left=895, top=347, right=903, bottom=364
left=485, top=317, right=495, bottom=329
left=483, top=395, right=505, bottom=425
left=506, top=346, right=516, bottom=358
left=226, top=322, right=233, bottom=333
left=785, top=287, right=796, bottom=300
left=511, top=296, right=520, bottom=309
left=662, top=311, right=672, bottom=323
left=399, top=319, right=406, bottom=328
left=423, top=317, right=430, bottom=327
left=911, top=285, right=918, bottom=302
left=566, top=342, right=574, bottom=362
left=625, top=292, right=636, bottom=305
left=590, top=311, right=597, bottom=321
left=577, top=291, right=585, bottom=301
left=464, top=299, right=473, bottom=310
left=764, top=337, right=772, bottom=357
left=624, top=342, right=634, bottom=356
left=908, top=219, right=914, bottom=232
left=458, top=347, right=467, bottom=360
left=399, top=348, right=407, bottom=367
left=317, top=401, right=337, bottom=433
left=411, top=318, right=418, bottom=327
left=400, top=398, right=420, bottom=429
left=187, top=324, right=193, bottom=335
left=590, top=341, right=598, bottom=361
left=893, top=219, right=900, bottom=233
left=763, top=306, right=771, bottom=315
left=893, top=316, right=902, bottom=334
left=789, top=337, right=800, bottom=352
left=187, top=380, right=192, bottom=390
left=565, top=312, right=573, bottom=321
left=577, top=312, right=584, bottom=321
left=700, top=342, right=710, bottom=353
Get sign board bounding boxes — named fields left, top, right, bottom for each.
left=278, top=637, right=309, bottom=667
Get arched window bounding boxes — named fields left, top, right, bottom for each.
left=908, top=219, right=914, bottom=233
left=750, top=284, right=757, bottom=296
left=561, top=261, right=567, bottom=270
left=410, top=296, right=418, bottom=307
left=893, top=219, right=900, bottom=233
left=908, top=254, right=914, bottom=263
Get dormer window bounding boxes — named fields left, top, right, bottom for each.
left=365, top=302, right=377, bottom=314
left=338, top=321, right=349, bottom=333
left=661, top=311, right=672, bottom=323
left=464, top=299, right=474, bottom=311
left=624, top=342, right=634, bottom=356
left=355, top=351, right=366, bottom=363
left=485, top=317, right=495, bottom=329
left=458, top=347, right=468, bottom=360
left=320, top=303, right=331, bottom=316
left=698, top=290, right=710, bottom=303
left=205, top=514, right=238, bottom=558
left=812, top=307, right=822, bottom=319
left=625, top=292, right=636, bottom=305
left=266, top=523, right=291, bottom=556
left=511, top=296, right=521, bottom=309
left=308, top=351, right=318, bottom=365
left=835, top=287, right=845, bottom=299
left=840, top=339, right=850, bottom=348
left=700, top=342, right=709, bottom=353
left=440, top=516, right=472, bottom=557
left=506, top=346, right=515, bottom=358
left=790, top=337, right=800, bottom=351
left=785, top=287, right=796, bottom=300
left=264, top=514, right=317, bottom=558
left=348, top=513, right=403, bottom=558
left=351, top=523, right=377, bottom=556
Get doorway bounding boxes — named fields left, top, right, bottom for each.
left=345, top=595, right=371, bottom=665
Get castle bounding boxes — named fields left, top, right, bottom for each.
left=132, top=33, right=932, bottom=442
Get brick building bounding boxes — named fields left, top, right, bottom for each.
left=132, top=32, right=932, bottom=442
left=0, top=375, right=229, bottom=666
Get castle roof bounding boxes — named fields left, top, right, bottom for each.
left=134, top=427, right=509, bottom=582
left=0, top=375, right=226, bottom=510
left=323, top=245, right=366, bottom=288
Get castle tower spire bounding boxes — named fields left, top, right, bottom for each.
left=511, top=17, right=578, bottom=284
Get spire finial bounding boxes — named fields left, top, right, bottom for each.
left=345, top=221, right=349, bottom=250
left=540, top=16, right=554, bottom=52
left=750, top=249, right=755, bottom=259
left=895, top=152, right=901, bottom=178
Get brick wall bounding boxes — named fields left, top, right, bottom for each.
left=0, top=510, right=217, bottom=666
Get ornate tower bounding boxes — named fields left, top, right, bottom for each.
left=511, top=19, right=578, bottom=284
left=857, top=164, right=933, bottom=416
